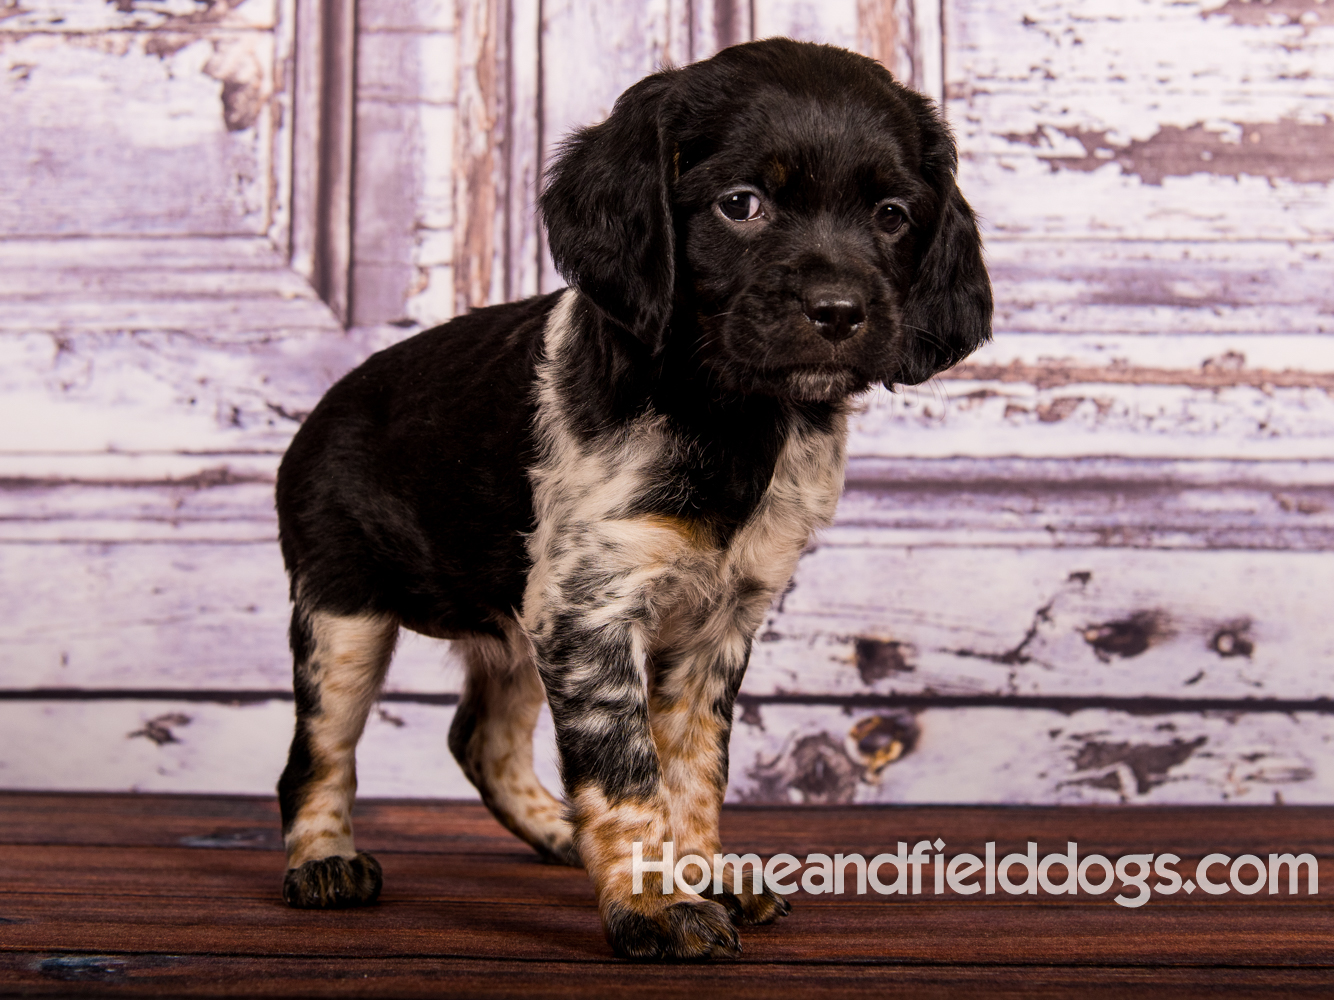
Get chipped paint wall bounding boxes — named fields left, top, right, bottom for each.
left=0, top=0, right=286, bottom=239
left=731, top=0, right=1334, bottom=807
left=350, top=0, right=458, bottom=326
left=2, top=0, right=1333, bottom=808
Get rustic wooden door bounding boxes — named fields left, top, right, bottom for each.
left=0, top=0, right=366, bottom=791
left=3, top=0, right=1332, bottom=807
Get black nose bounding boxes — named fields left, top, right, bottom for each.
left=803, top=289, right=866, bottom=343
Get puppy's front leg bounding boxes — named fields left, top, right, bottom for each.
left=650, top=619, right=791, bottom=928
left=523, top=524, right=740, bottom=960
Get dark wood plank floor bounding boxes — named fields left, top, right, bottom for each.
left=1, top=794, right=1332, bottom=997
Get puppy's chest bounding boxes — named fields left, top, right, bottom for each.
left=530, top=412, right=846, bottom=608
left=707, top=418, right=847, bottom=589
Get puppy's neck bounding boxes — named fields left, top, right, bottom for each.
left=537, top=289, right=848, bottom=545
left=555, top=289, right=843, bottom=445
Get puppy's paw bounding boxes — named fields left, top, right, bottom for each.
left=282, top=851, right=383, bottom=909
left=706, top=885, right=792, bottom=926
left=604, top=898, right=741, bottom=960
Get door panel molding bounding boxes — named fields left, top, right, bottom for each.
left=290, top=0, right=358, bottom=325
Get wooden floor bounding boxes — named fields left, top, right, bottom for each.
left=1, top=794, right=1332, bottom=998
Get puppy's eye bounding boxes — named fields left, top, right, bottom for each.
left=717, top=191, right=764, bottom=223
left=875, top=201, right=907, bottom=234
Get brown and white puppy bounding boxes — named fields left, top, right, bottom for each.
left=273, top=38, right=991, bottom=959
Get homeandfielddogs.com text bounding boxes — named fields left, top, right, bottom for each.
left=632, top=840, right=1319, bottom=908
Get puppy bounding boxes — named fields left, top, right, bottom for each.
left=273, top=38, right=991, bottom=959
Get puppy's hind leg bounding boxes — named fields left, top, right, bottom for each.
left=448, top=624, right=575, bottom=864
left=278, top=605, right=398, bottom=908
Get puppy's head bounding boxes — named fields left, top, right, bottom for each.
left=541, top=39, right=992, bottom=401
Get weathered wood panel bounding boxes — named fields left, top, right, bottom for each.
left=755, top=0, right=860, bottom=51
left=9, top=452, right=1334, bottom=681
left=540, top=0, right=679, bottom=147
left=0, top=233, right=402, bottom=455
left=865, top=0, right=943, bottom=102
left=358, top=0, right=456, bottom=33
left=687, top=0, right=751, bottom=64
left=502, top=0, right=543, bottom=301
left=537, top=0, right=681, bottom=291
left=12, top=245, right=1334, bottom=460
left=351, top=0, right=459, bottom=327
left=451, top=0, right=505, bottom=315
left=0, top=701, right=514, bottom=798
left=0, top=328, right=341, bottom=454
left=0, top=280, right=338, bottom=333
left=0, top=452, right=281, bottom=484
left=947, top=0, right=1334, bottom=241
left=983, top=239, right=1334, bottom=337
left=351, top=35, right=457, bottom=324
left=2, top=699, right=1328, bottom=805
left=733, top=702, right=1334, bottom=805
left=3, top=0, right=1333, bottom=807
left=752, top=544, right=1334, bottom=699
left=835, top=457, right=1334, bottom=551
left=356, top=24, right=457, bottom=106
left=0, top=700, right=475, bottom=797
left=7, top=455, right=1333, bottom=549
left=5, top=478, right=1334, bottom=698
left=0, top=0, right=279, bottom=35
left=0, top=543, right=456, bottom=691
left=0, top=0, right=284, bottom=239
left=851, top=381, right=1334, bottom=461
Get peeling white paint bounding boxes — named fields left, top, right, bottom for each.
left=3, top=0, right=1334, bottom=804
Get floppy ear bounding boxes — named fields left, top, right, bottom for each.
left=540, top=74, right=676, bottom=353
left=889, top=132, right=993, bottom=387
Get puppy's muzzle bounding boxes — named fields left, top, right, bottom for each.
left=803, top=285, right=867, bottom=343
